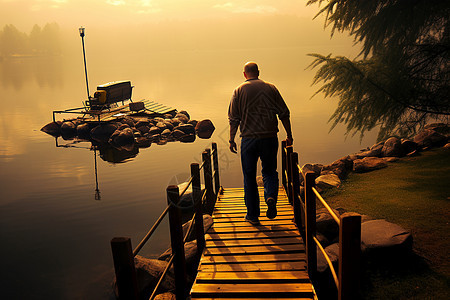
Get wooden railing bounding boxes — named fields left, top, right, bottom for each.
left=281, top=141, right=361, bottom=300
left=110, top=142, right=221, bottom=300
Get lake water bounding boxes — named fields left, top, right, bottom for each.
left=0, top=44, right=377, bottom=299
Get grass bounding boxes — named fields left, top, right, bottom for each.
left=321, top=147, right=450, bottom=299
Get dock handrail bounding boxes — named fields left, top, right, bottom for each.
left=111, top=142, right=221, bottom=300
left=282, top=142, right=361, bottom=300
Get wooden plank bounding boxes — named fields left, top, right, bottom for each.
left=190, top=283, right=314, bottom=298
left=212, top=215, right=293, bottom=223
left=200, top=253, right=307, bottom=264
left=204, top=244, right=305, bottom=256
left=208, top=223, right=298, bottom=232
left=206, top=237, right=303, bottom=248
left=213, top=210, right=293, bottom=218
left=191, top=298, right=313, bottom=300
left=198, top=261, right=306, bottom=272
left=195, top=271, right=311, bottom=283
left=206, top=231, right=301, bottom=241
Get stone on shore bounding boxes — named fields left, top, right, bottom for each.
left=182, top=214, right=213, bottom=243
left=60, top=121, right=77, bottom=136
left=361, top=219, right=413, bottom=253
left=321, top=156, right=353, bottom=179
left=317, top=243, right=339, bottom=273
left=154, top=292, right=176, bottom=300
left=316, top=207, right=341, bottom=241
left=41, top=121, right=62, bottom=136
left=315, top=174, right=341, bottom=190
left=133, top=255, right=175, bottom=298
left=109, top=127, right=135, bottom=146
left=195, top=119, right=215, bottom=139
left=414, top=129, right=447, bottom=149
left=353, top=157, right=388, bottom=173
left=382, top=137, right=404, bottom=157
left=90, top=123, right=118, bottom=141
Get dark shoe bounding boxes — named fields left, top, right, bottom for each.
left=266, top=198, right=277, bottom=219
left=245, top=215, right=260, bottom=225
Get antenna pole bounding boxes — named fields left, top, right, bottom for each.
left=79, top=27, right=90, bottom=100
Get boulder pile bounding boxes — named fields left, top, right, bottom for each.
left=41, top=110, right=215, bottom=150
left=297, top=123, right=450, bottom=192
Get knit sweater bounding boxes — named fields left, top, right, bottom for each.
left=228, top=78, right=290, bottom=138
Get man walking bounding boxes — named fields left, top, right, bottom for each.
left=228, top=62, right=293, bottom=225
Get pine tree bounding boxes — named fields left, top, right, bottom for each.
left=307, top=0, right=450, bottom=141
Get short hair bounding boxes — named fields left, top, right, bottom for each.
left=244, top=62, right=259, bottom=76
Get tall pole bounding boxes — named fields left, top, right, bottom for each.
left=79, top=27, right=90, bottom=100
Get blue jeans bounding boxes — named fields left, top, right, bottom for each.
left=241, top=137, right=279, bottom=219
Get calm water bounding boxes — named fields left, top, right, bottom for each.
left=0, top=45, right=377, bottom=299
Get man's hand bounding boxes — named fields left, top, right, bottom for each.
left=286, top=135, right=293, bottom=146
left=229, top=140, right=237, bottom=153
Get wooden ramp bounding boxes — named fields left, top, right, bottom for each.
left=190, top=187, right=317, bottom=299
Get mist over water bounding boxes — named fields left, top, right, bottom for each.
left=0, top=14, right=377, bottom=299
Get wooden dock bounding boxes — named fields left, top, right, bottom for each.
left=190, top=186, right=317, bottom=299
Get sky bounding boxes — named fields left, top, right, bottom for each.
left=0, top=0, right=320, bottom=30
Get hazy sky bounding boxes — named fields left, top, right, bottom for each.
left=1, top=0, right=319, bottom=30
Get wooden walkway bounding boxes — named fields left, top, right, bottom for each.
left=190, top=186, right=317, bottom=299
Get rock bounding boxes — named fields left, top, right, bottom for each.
left=317, top=243, right=339, bottom=273
left=175, top=124, right=195, bottom=134
left=119, top=117, right=135, bottom=128
left=148, top=133, right=161, bottom=141
left=90, top=123, right=118, bottom=141
left=159, top=240, right=199, bottom=275
left=256, top=176, right=264, bottom=187
left=109, top=128, right=135, bottom=146
left=361, top=219, right=413, bottom=253
left=134, top=255, right=175, bottom=297
left=171, top=118, right=181, bottom=127
left=179, top=133, right=196, bottom=143
left=414, top=129, right=447, bottom=148
left=177, top=181, right=206, bottom=208
left=301, top=163, right=323, bottom=176
left=188, top=120, right=198, bottom=127
left=41, top=121, right=62, bottom=136
left=163, top=121, right=174, bottom=131
left=60, top=121, right=77, bottom=136
left=76, top=123, right=91, bottom=138
left=118, top=123, right=131, bottom=130
left=182, top=214, right=214, bottom=243
left=383, top=157, right=399, bottom=163
left=135, top=120, right=150, bottom=128
left=135, top=137, right=151, bottom=148
left=156, top=122, right=167, bottom=130
left=170, top=129, right=186, bottom=139
left=161, top=129, right=171, bottom=136
left=195, top=119, right=215, bottom=139
left=321, top=156, right=353, bottom=179
left=401, top=139, right=419, bottom=155
left=136, top=125, right=151, bottom=135
left=175, top=113, right=189, bottom=123
left=316, top=207, right=341, bottom=240
left=353, top=157, right=388, bottom=173
left=315, top=174, right=341, bottom=190
left=149, top=126, right=162, bottom=135
left=177, top=110, right=190, bottom=120
left=154, top=292, right=176, bottom=300
left=382, top=137, right=404, bottom=157
left=444, top=143, right=450, bottom=149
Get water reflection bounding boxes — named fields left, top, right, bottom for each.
left=0, top=56, right=64, bottom=90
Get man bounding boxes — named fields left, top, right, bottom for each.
left=228, top=62, right=293, bottom=225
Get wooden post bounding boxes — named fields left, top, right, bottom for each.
left=202, top=149, right=214, bottom=213
left=110, top=237, right=139, bottom=300
left=338, top=213, right=361, bottom=300
left=191, top=163, right=205, bottom=256
left=286, top=146, right=294, bottom=205
left=281, top=140, right=287, bottom=192
left=290, top=152, right=303, bottom=233
left=304, top=171, right=317, bottom=281
left=212, top=142, right=220, bottom=195
left=167, top=185, right=187, bottom=299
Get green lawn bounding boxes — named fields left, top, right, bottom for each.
left=321, top=147, right=450, bottom=299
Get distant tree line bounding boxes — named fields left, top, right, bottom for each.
left=0, top=23, right=62, bottom=57
left=307, top=0, right=449, bottom=141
